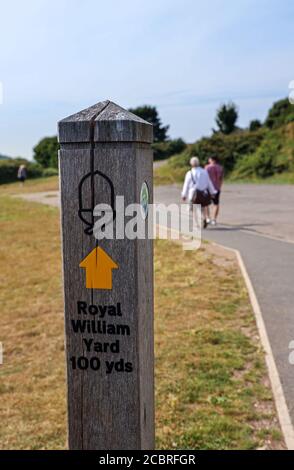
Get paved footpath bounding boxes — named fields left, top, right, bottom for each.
left=155, top=183, right=294, bottom=430
left=18, top=183, right=294, bottom=431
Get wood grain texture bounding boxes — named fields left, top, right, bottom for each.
left=58, top=101, right=109, bottom=143
left=94, top=101, right=153, bottom=143
left=58, top=100, right=153, bottom=144
left=58, top=101, right=154, bottom=450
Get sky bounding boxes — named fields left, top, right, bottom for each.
left=0, top=0, right=293, bottom=159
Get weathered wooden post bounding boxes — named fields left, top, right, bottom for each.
left=58, top=100, right=154, bottom=450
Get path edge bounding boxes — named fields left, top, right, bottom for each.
left=157, top=223, right=294, bottom=448
left=212, top=241, right=294, bottom=450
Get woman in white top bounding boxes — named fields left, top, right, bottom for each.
left=181, top=156, right=216, bottom=228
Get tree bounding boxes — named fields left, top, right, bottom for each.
left=33, top=136, right=59, bottom=168
left=128, top=105, right=169, bottom=142
left=152, top=138, right=186, bottom=160
left=215, top=102, right=238, bottom=135
left=249, top=119, right=262, bottom=131
left=265, top=98, right=294, bottom=129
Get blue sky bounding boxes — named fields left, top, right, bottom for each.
left=0, top=0, right=293, bottom=159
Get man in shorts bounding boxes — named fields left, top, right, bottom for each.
left=205, top=156, right=224, bottom=225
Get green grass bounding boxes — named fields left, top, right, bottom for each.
left=227, top=172, right=294, bottom=185
left=154, top=158, right=294, bottom=186
left=0, top=191, right=284, bottom=449
left=154, top=156, right=187, bottom=186
left=0, top=175, right=59, bottom=194
left=154, top=240, right=284, bottom=449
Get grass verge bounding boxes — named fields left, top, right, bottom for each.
left=155, top=240, right=283, bottom=449
left=0, top=176, right=59, bottom=195
left=227, top=173, right=294, bottom=185
left=154, top=160, right=187, bottom=186
left=0, top=195, right=284, bottom=449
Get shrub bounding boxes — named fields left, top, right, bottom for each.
left=152, top=138, right=186, bottom=160
left=169, top=129, right=265, bottom=173
left=265, top=98, right=294, bottom=129
left=285, top=112, right=294, bottom=125
left=249, top=120, right=262, bottom=131
left=0, top=159, right=43, bottom=184
left=42, top=167, right=59, bottom=177
left=232, top=125, right=294, bottom=179
left=155, top=98, right=294, bottom=182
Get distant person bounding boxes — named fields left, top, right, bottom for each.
left=205, top=156, right=224, bottom=225
left=181, top=156, right=216, bottom=228
left=17, top=164, right=27, bottom=185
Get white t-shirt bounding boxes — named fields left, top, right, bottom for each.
left=181, top=167, right=216, bottom=201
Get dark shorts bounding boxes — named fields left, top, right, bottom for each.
left=211, top=190, right=221, bottom=205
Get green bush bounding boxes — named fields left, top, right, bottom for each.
left=232, top=125, right=294, bottom=179
left=249, top=120, right=262, bottom=131
left=155, top=97, right=294, bottom=183
left=285, top=112, right=294, bottom=125
left=167, top=129, right=265, bottom=173
left=0, top=159, right=43, bottom=184
left=152, top=138, right=186, bottom=160
left=42, top=167, right=59, bottom=177
left=265, top=98, right=294, bottom=129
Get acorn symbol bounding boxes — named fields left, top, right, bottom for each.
left=78, top=169, right=115, bottom=236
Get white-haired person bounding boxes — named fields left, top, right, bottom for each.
left=181, top=156, right=217, bottom=228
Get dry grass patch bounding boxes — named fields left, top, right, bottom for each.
left=0, top=196, right=65, bottom=449
left=0, top=176, right=59, bottom=195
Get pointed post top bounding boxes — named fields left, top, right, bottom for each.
left=58, top=100, right=153, bottom=144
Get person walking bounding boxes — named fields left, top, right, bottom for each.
left=205, top=156, right=224, bottom=225
left=17, top=164, right=27, bottom=185
left=181, top=156, right=216, bottom=228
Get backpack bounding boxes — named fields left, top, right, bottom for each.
left=190, top=170, right=211, bottom=207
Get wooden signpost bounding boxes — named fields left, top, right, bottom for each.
left=58, top=100, right=154, bottom=450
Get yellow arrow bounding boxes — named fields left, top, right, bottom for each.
left=79, top=247, right=118, bottom=290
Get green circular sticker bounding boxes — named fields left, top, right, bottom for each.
left=140, top=181, right=149, bottom=220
